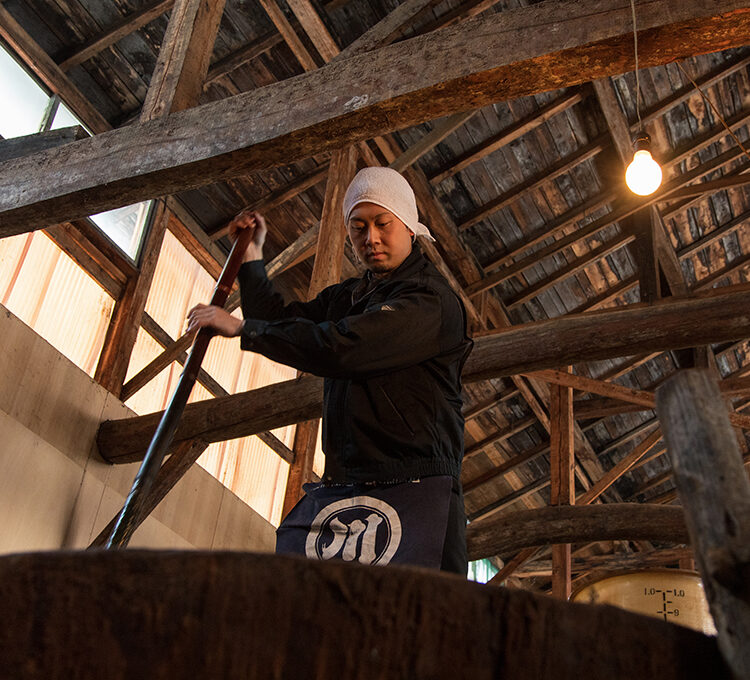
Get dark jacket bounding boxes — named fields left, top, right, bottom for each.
left=237, top=244, right=473, bottom=484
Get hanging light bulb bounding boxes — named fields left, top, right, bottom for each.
left=625, top=130, right=662, bottom=196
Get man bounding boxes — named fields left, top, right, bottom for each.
left=188, top=167, right=472, bottom=574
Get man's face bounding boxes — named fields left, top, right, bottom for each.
left=347, top=202, right=414, bottom=276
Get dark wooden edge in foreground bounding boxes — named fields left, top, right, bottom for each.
left=0, top=551, right=729, bottom=680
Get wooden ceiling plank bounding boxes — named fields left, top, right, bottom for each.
left=337, top=0, right=442, bottom=59
left=209, top=164, right=330, bottom=240
left=463, top=439, right=550, bottom=493
left=390, top=110, right=478, bottom=174
left=458, top=134, right=607, bottom=231
left=479, top=190, right=616, bottom=276
left=505, top=232, right=635, bottom=310
left=4, top=0, right=748, bottom=233
left=639, top=53, right=750, bottom=128
left=204, top=31, right=284, bottom=84
left=576, top=430, right=662, bottom=506
left=430, top=90, right=583, bottom=185
left=478, top=144, right=745, bottom=305
left=463, top=387, right=520, bottom=420
left=464, top=415, right=537, bottom=459
left=57, top=0, right=176, bottom=71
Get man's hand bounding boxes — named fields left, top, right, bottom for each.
left=228, top=210, right=267, bottom=263
left=187, top=304, right=244, bottom=337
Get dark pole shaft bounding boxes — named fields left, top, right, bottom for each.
left=105, top=228, right=253, bottom=549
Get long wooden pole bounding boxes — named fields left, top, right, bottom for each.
left=104, top=229, right=252, bottom=548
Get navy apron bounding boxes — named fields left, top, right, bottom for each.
left=276, top=476, right=453, bottom=569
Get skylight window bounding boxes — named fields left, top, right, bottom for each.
left=1, top=41, right=152, bottom=262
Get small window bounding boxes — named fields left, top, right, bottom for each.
left=1, top=41, right=153, bottom=262
left=0, top=46, right=48, bottom=137
left=50, top=101, right=85, bottom=132
left=89, top=202, right=154, bottom=261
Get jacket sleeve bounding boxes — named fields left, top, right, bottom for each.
left=239, top=282, right=457, bottom=379
left=237, top=259, right=330, bottom=323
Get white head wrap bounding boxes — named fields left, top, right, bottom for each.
left=343, top=167, right=435, bottom=242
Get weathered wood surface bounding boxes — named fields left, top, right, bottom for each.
left=0, top=551, right=730, bottom=680
left=98, top=375, right=324, bottom=463
left=2, top=0, right=748, bottom=233
left=0, top=126, right=87, bottom=163
left=656, top=370, right=750, bottom=680
left=140, top=0, right=226, bottom=121
left=463, top=285, right=750, bottom=380
left=466, top=504, right=690, bottom=560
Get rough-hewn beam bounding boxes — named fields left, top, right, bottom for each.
left=97, top=374, right=324, bottom=464
left=0, top=126, right=87, bottom=163
left=140, top=0, right=226, bottom=120
left=466, top=504, right=689, bottom=561
left=463, top=285, right=750, bottom=380
left=3, top=0, right=748, bottom=233
left=517, top=546, right=696, bottom=577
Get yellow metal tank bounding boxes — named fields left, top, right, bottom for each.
left=572, top=569, right=716, bottom=635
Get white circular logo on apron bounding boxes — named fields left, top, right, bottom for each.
left=305, top=496, right=402, bottom=565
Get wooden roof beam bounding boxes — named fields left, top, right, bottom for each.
left=56, top=0, right=176, bottom=71
left=4, top=0, right=748, bottom=233
left=464, top=283, right=750, bottom=380
left=466, top=503, right=689, bottom=561
left=99, top=282, right=750, bottom=462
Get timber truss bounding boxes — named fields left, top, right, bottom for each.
left=1, top=0, right=750, bottom=593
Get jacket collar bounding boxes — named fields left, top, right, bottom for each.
left=362, top=241, right=428, bottom=285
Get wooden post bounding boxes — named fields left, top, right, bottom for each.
left=655, top=369, right=750, bottom=679
left=93, top=0, right=226, bottom=396
left=281, top=144, right=358, bottom=515
left=549, top=368, right=574, bottom=600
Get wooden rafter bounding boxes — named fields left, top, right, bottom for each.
left=466, top=503, right=689, bottom=561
